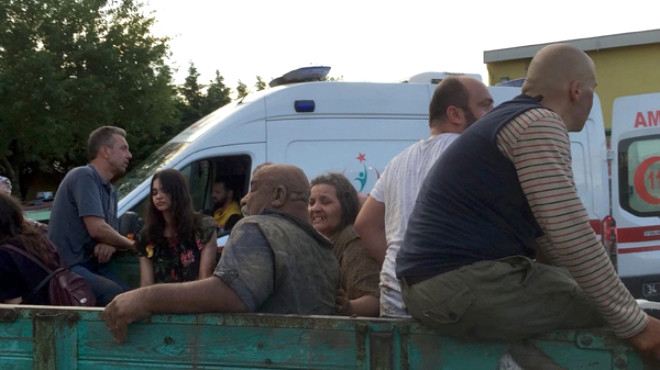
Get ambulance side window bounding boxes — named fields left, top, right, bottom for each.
left=181, top=160, right=212, bottom=211
left=618, top=135, right=660, bottom=217
left=127, top=155, right=252, bottom=219
left=182, top=155, right=251, bottom=214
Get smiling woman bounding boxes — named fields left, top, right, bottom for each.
left=309, top=173, right=381, bottom=317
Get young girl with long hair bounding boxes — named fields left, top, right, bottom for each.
left=137, top=169, right=218, bottom=286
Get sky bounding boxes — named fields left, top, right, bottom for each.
left=142, top=0, right=660, bottom=90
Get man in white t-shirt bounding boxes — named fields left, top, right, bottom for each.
left=355, top=76, right=494, bottom=317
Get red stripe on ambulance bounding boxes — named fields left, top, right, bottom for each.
left=618, top=245, right=660, bottom=254
left=617, top=225, right=660, bottom=243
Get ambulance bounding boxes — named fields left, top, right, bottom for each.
left=610, top=93, right=660, bottom=300
left=114, top=68, right=527, bottom=223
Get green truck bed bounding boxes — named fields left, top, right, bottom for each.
left=3, top=249, right=656, bottom=368
left=0, top=304, right=655, bottom=369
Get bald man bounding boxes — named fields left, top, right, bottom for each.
left=396, top=43, right=660, bottom=357
left=104, top=163, right=340, bottom=343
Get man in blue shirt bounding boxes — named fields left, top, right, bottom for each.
left=48, top=126, right=137, bottom=306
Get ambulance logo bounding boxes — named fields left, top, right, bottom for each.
left=634, top=156, right=660, bottom=204
left=350, top=152, right=381, bottom=192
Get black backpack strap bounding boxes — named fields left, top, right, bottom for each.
left=0, top=244, right=56, bottom=300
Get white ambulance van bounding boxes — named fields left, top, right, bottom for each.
left=114, top=70, right=611, bottom=258
left=610, top=93, right=660, bottom=300
left=115, top=72, right=516, bottom=218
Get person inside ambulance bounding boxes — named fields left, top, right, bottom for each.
left=209, top=177, right=242, bottom=236
left=395, top=43, right=660, bottom=360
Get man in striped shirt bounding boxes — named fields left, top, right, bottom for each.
left=396, top=43, right=660, bottom=358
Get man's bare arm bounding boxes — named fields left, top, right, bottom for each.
left=103, top=276, right=247, bottom=343
left=139, top=257, right=155, bottom=287
left=354, top=196, right=387, bottom=264
left=83, top=216, right=136, bottom=250
left=336, top=288, right=379, bottom=317
left=198, top=230, right=218, bottom=280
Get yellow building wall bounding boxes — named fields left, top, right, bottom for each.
left=487, top=60, right=530, bottom=86
left=486, top=44, right=660, bottom=131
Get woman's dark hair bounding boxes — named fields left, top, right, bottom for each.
left=309, top=173, right=359, bottom=231
left=0, top=193, right=57, bottom=268
left=144, top=169, right=197, bottom=247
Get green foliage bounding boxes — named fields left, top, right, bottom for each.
left=0, top=0, right=324, bottom=198
left=177, top=65, right=232, bottom=127
left=235, top=80, right=249, bottom=100
left=178, top=63, right=204, bottom=125
left=255, top=76, right=267, bottom=91
left=0, top=0, right=179, bottom=196
left=204, top=70, right=231, bottom=114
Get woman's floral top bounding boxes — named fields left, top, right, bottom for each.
left=137, top=215, right=217, bottom=283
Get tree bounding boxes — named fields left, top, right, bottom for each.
left=204, top=70, right=231, bottom=113
left=255, top=76, right=267, bottom=91
left=235, top=80, right=249, bottom=100
left=177, top=67, right=232, bottom=128
left=0, top=0, right=178, bottom=197
left=178, top=63, right=205, bottom=126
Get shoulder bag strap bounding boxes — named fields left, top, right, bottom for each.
left=0, top=244, right=58, bottom=299
left=0, top=244, right=53, bottom=273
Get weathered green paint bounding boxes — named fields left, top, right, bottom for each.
left=33, top=312, right=78, bottom=370
left=0, top=305, right=658, bottom=369
left=2, top=232, right=652, bottom=368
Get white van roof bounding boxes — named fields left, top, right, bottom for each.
left=171, top=81, right=517, bottom=146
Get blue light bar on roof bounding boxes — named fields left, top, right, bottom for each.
left=270, top=66, right=331, bottom=87
left=294, top=100, right=315, bottom=113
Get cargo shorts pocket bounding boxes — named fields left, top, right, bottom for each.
left=524, top=263, right=578, bottom=297
left=420, top=280, right=475, bottom=325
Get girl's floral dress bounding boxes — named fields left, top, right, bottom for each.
left=137, top=215, right=216, bottom=283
